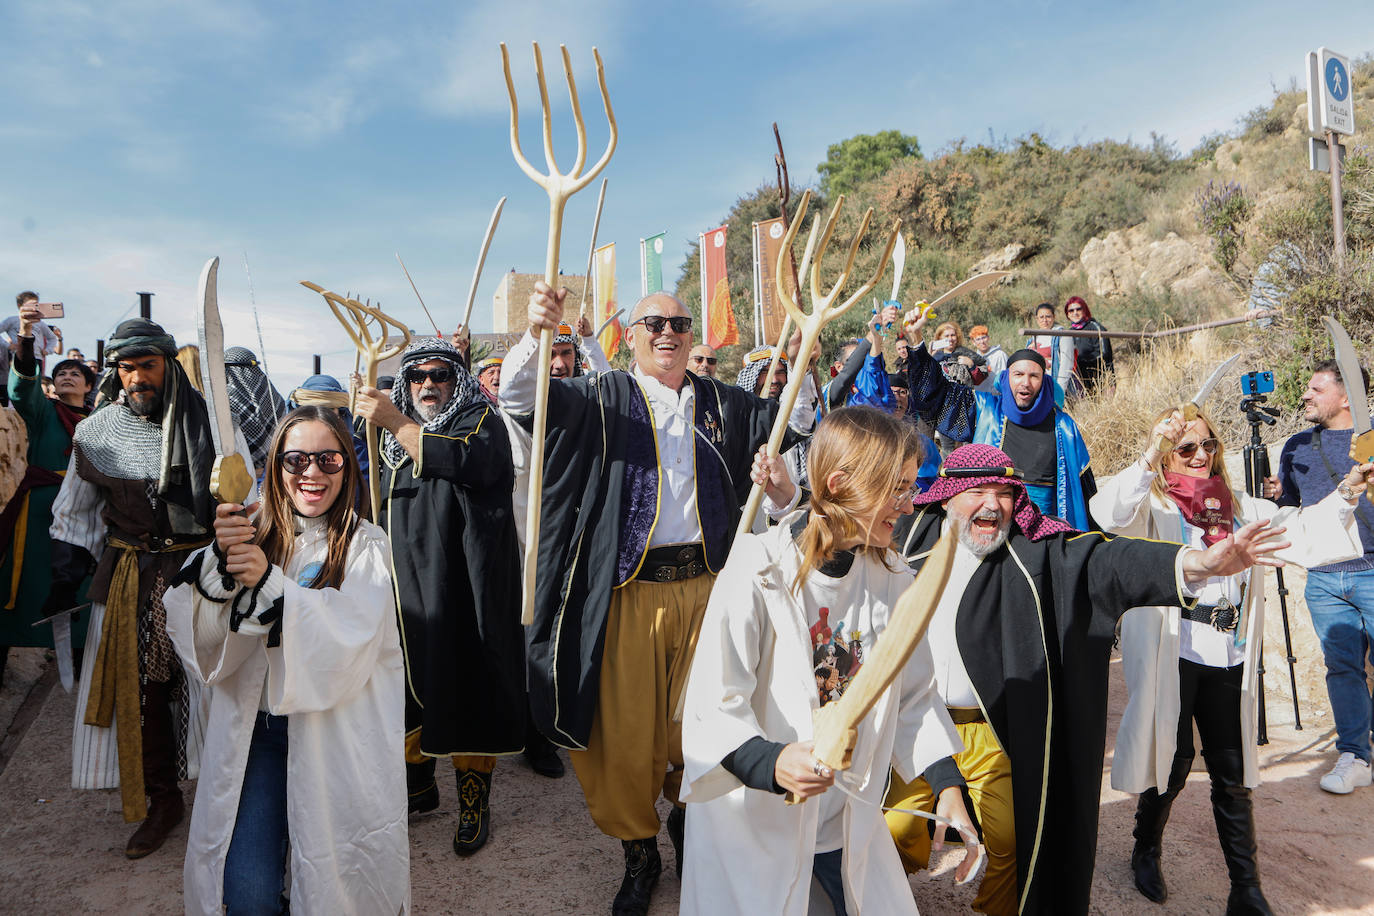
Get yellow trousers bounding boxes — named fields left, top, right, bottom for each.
left=569, top=573, right=713, bottom=840
left=404, top=729, right=495, bottom=773
left=885, top=720, right=1018, bottom=916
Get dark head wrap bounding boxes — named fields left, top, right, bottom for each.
left=913, top=443, right=1076, bottom=541
left=736, top=345, right=787, bottom=395
left=224, top=346, right=286, bottom=473
left=96, top=318, right=216, bottom=535
left=382, top=337, right=482, bottom=466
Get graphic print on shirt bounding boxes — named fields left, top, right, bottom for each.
left=812, top=607, right=866, bottom=707
left=297, top=561, right=323, bottom=588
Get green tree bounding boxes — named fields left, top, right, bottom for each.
left=817, top=130, right=921, bottom=197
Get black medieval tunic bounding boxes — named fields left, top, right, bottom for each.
left=521, top=370, right=789, bottom=749
left=896, top=505, right=1188, bottom=915
left=381, top=399, right=525, bottom=756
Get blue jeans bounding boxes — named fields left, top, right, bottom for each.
left=1305, top=568, right=1374, bottom=763
left=223, top=712, right=290, bottom=915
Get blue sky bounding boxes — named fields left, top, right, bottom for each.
left=2, top=0, right=1370, bottom=389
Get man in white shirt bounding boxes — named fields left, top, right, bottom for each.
left=502, top=282, right=797, bottom=916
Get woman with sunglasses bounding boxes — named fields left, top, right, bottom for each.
left=1091, top=406, right=1371, bottom=914
left=163, top=406, right=408, bottom=915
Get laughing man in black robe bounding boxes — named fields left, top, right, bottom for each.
left=884, top=444, right=1289, bottom=915
left=354, top=337, right=524, bottom=857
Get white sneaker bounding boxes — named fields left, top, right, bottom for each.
left=1319, top=752, right=1372, bottom=794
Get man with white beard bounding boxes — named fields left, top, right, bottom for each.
left=882, top=443, right=1289, bottom=916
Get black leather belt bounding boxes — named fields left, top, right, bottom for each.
left=635, top=543, right=707, bottom=583
left=947, top=707, right=986, bottom=725
left=1181, top=602, right=1240, bottom=632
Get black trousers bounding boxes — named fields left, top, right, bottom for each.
left=1175, top=657, right=1244, bottom=756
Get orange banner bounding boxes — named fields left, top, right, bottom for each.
left=700, top=226, right=738, bottom=349
left=594, top=242, right=620, bottom=360
left=754, top=217, right=796, bottom=347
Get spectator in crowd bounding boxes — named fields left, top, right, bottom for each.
left=1270, top=360, right=1374, bottom=795
left=1065, top=296, right=1113, bottom=394
left=1026, top=303, right=1075, bottom=398
left=688, top=345, right=718, bottom=378
left=969, top=325, right=1008, bottom=394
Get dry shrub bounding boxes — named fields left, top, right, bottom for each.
left=1071, top=326, right=1307, bottom=480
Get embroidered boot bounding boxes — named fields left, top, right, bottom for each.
left=1130, top=753, right=1191, bottom=903
left=1204, top=749, right=1273, bottom=916
left=126, top=679, right=185, bottom=859
left=612, top=838, right=661, bottom=916
left=407, top=757, right=439, bottom=815
left=452, top=769, right=492, bottom=856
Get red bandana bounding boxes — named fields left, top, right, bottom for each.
left=1164, top=471, right=1233, bottom=546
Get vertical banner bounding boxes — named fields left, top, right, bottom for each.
left=594, top=242, right=620, bottom=360
left=641, top=231, right=666, bottom=297
left=700, top=225, right=738, bottom=349
left=755, top=216, right=794, bottom=347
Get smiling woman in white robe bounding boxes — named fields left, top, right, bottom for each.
left=680, top=407, right=968, bottom=916
left=164, top=406, right=408, bottom=916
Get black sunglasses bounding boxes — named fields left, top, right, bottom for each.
left=691, top=355, right=719, bottom=365
left=632, top=315, right=692, bottom=334
left=1173, top=438, right=1220, bottom=459
left=280, top=450, right=346, bottom=475
left=405, top=367, right=456, bottom=385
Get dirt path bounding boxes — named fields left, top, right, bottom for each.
left=2, top=640, right=1371, bottom=914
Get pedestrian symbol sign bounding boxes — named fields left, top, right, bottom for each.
left=1317, top=48, right=1354, bottom=135
left=1326, top=57, right=1348, bottom=102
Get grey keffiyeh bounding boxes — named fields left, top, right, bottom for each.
left=224, top=346, right=286, bottom=472
left=735, top=345, right=786, bottom=395
left=381, top=337, right=483, bottom=466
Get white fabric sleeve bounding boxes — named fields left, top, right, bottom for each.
left=233, top=567, right=285, bottom=637
left=762, top=461, right=803, bottom=518
left=49, top=452, right=106, bottom=558
left=164, top=550, right=259, bottom=687
left=1174, top=547, right=1200, bottom=601
left=497, top=330, right=541, bottom=416
left=582, top=334, right=612, bottom=374
left=1088, top=459, right=1155, bottom=536
left=890, top=638, right=963, bottom=783
left=788, top=373, right=819, bottom=435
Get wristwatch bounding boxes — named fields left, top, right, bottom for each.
left=1337, top=482, right=1359, bottom=502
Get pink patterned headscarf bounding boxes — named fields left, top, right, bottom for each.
left=913, top=443, right=1078, bottom=541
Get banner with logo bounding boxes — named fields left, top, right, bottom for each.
left=640, top=231, right=666, bottom=296
left=699, top=225, right=738, bottom=349
left=594, top=242, right=620, bottom=359
left=753, top=216, right=795, bottom=348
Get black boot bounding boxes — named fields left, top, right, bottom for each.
left=452, top=769, right=492, bottom=856
left=1204, top=748, right=1273, bottom=916
left=126, top=679, right=185, bottom=859
left=612, top=837, right=661, bottom=916
left=1130, top=753, right=1192, bottom=904
left=522, top=729, right=566, bottom=779
left=666, top=805, right=685, bottom=879
left=407, top=757, right=439, bottom=815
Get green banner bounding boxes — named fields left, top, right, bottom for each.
left=641, top=231, right=666, bottom=295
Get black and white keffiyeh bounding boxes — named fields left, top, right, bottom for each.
left=735, top=345, right=786, bottom=395
left=381, top=337, right=483, bottom=466
left=224, top=346, right=286, bottom=472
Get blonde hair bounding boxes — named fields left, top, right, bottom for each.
left=1147, top=405, right=1234, bottom=502
left=176, top=345, right=203, bottom=393
left=793, top=406, right=924, bottom=593
left=932, top=321, right=963, bottom=348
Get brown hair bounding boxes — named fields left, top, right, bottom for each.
left=254, top=406, right=362, bottom=590
left=176, top=345, right=203, bottom=393
left=793, top=406, right=924, bottom=593
left=16, top=291, right=37, bottom=307
left=1147, top=405, right=1234, bottom=503
left=932, top=321, right=964, bottom=348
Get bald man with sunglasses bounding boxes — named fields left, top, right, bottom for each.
left=501, top=283, right=801, bottom=915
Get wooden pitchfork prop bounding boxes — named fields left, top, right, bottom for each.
left=300, top=281, right=411, bottom=523
left=732, top=189, right=902, bottom=544
left=501, top=41, right=617, bottom=626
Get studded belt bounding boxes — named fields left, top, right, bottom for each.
left=635, top=543, right=707, bottom=583
left=1181, top=600, right=1240, bottom=632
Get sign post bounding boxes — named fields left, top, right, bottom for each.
left=1308, top=48, right=1355, bottom=268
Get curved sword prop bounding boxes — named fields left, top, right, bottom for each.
left=1323, top=315, right=1374, bottom=502
left=197, top=257, right=256, bottom=589
left=461, top=196, right=508, bottom=331
left=1153, top=352, right=1243, bottom=454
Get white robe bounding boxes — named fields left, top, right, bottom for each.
left=163, top=517, right=409, bottom=916
left=680, top=516, right=960, bottom=915
left=1090, top=460, right=1360, bottom=790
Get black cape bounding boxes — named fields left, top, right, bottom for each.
left=521, top=370, right=789, bottom=748
left=896, top=506, right=1186, bottom=915
left=381, top=399, right=526, bottom=756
